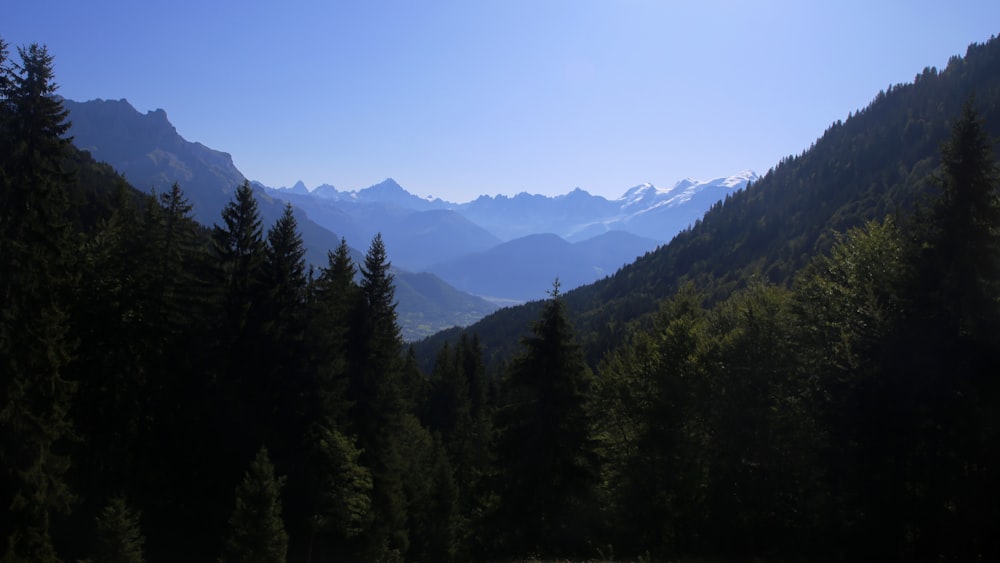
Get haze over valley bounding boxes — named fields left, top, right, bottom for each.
left=64, top=96, right=755, bottom=332
left=3, top=4, right=999, bottom=561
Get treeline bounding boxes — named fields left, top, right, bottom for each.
left=3, top=38, right=1000, bottom=563
left=416, top=36, right=1000, bottom=371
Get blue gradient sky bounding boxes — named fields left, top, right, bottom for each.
left=5, top=1, right=998, bottom=202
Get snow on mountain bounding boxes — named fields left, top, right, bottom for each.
left=262, top=171, right=758, bottom=245
left=621, top=171, right=759, bottom=213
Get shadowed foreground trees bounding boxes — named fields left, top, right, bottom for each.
left=2, top=31, right=1000, bottom=562
left=0, top=41, right=77, bottom=562
left=490, top=281, right=601, bottom=557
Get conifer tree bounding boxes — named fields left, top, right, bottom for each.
left=491, top=280, right=600, bottom=556
left=302, top=421, right=372, bottom=562
left=210, top=181, right=268, bottom=462
left=921, top=98, right=1000, bottom=339
left=69, top=186, right=154, bottom=520
left=259, top=203, right=309, bottom=435
left=0, top=42, right=76, bottom=562
left=347, top=233, right=410, bottom=557
left=307, top=238, right=357, bottom=428
left=91, top=496, right=145, bottom=563
left=214, top=180, right=267, bottom=326
left=263, top=203, right=308, bottom=326
left=879, top=100, right=1000, bottom=560
left=149, top=182, right=203, bottom=337
left=222, top=447, right=289, bottom=563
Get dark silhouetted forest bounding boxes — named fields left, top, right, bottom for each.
left=2, top=35, right=999, bottom=563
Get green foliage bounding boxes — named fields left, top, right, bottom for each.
left=3, top=31, right=1000, bottom=563
left=418, top=35, right=1000, bottom=374
left=91, top=496, right=146, bottom=563
left=595, top=284, right=712, bottom=556
left=222, top=447, right=288, bottom=563
left=491, top=284, right=601, bottom=556
left=302, top=421, right=372, bottom=561
left=0, top=40, right=76, bottom=563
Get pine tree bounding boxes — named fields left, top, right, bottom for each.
left=259, top=202, right=309, bottom=441
left=213, top=180, right=266, bottom=329
left=882, top=100, right=1000, bottom=561
left=222, top=447, right=289, bottom=563
left=921, top=98, right=1000, bottom=338
left=491, top=280, right=600, bottom=557
left=307, top=238, right=357, bottom=429
left=210, top=180, right=268, bottom=467
left=302, top=421, right=372, bottom=562
left=91, top=496, right=145, bottom=563
left=347, top=234, right=409, bottom=557
left=0, top=42, right=76, bottom=562
left=263, top=203, right=308, bottom=327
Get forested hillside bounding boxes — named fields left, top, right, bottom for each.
left=415, top=35, right=1000, bottom=369
left=2, top=34, right=999, bottom=563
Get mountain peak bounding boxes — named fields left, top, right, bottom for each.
left=369, top=177, right=404, bottom=192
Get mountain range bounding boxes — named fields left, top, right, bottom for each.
left=62, top=96, right=754, bottom=336
left=262, top=172, right=757, bottom=298
left=412, top=35, right=1000, bottom=370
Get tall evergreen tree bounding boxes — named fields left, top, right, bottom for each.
left=90, top=496, right=146, bottom=563
left=259, top=202, right=309, bottom=440
left=213, top=180, right=267, bottom=330
left=920, top=98, right=1000, bottom=339
left=307, top=238, right=357, bottom=429
left=210, top=180, right=268, bottom=457
left=880, top=100, right=1000, bottom=561
left=346, top=233, right=410, bottom=557
left=491, top=280, right=600, bottom=557
left=0, top=42, right=76, bottom=562
left=301, top=421, right=372, bottom=563
left=222, top=447, right=289, bottom=563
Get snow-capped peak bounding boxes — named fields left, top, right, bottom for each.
left=617, top=171, right=757, bottom=211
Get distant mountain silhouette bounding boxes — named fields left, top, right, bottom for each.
left=426, top=230, right=660, bottom=302
left=63, top=98, right=498, bottom=340
left=265, top=173, right=754, bottom=298
left=412, top=35, right=1000, bottom=369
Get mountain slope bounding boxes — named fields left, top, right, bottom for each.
left=381, top=209, right=502, bottom=271
left=414, top=35, right=1000, bottom=368
left=64, top=98, right=246, bottom=227
left=426, top=230, right=660, bottom=302
left=63, top=98, right=498, bottom=339
left=264, top=173, right=750, bottom=297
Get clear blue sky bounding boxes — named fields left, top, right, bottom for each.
left=5, top=1, right=998, bottom=202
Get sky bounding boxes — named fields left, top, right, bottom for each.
left=5, top=1, right=999, bottom=202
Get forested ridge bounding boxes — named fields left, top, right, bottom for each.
left=416, top=35, right=1000, bottom=370
left=2, top=34, right=999, bottom=563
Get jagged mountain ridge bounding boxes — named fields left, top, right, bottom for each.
left=267, top=171, right=758, bottom=244
left=62, top=98, right=498, bottom=341
left=64, top=95, right=754, bottom=315
left=425, top=230, right=662, bottom=302
left=411, top=35, right=1000, bottom=369
left=263, top=173, right=756, bottom=299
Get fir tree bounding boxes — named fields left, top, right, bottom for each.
left=210, top=181, right=268, bottom=474
left=222, top=447, right=289, bottom=563
left=213, top=180, right=266, bottom=326
left=0, top=42, right=76, bottom=562
left=307, top=237, right=357, bottom=429
left=91, top=496, right=145, bottom=563
left=347, top=234, right=409, bottom=557
left=491, top=280, right=600, bottom=557
left=302, top=421, right=372, bottom=562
